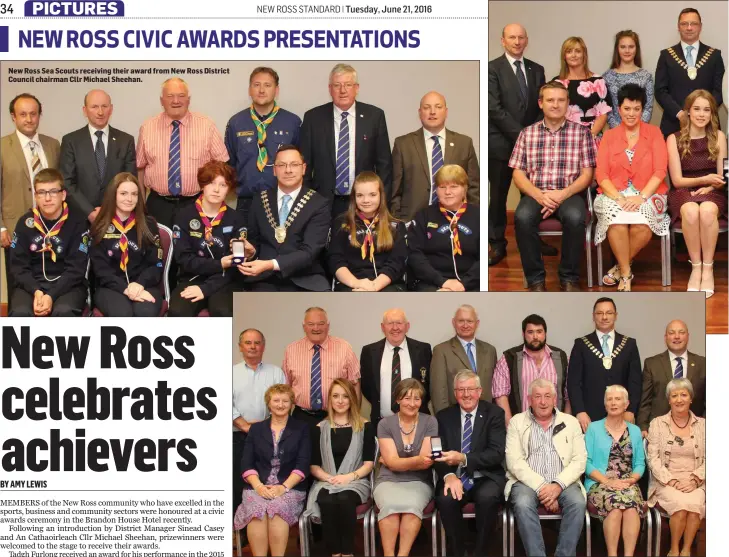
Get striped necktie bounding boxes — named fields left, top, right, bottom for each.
left=95, top=130, right=106, bottom=180
left=461, top=413, right=474, bottom=490
left=335, top=111, right=350, bottom=195
left=674, top=357, right=684, bottom=379
left=391, top=346, right=401, bottom=414
left=29, top=140, right=43, bottom=177
left=310, top=344, right=322, bottom=410
left=430, top=135, right=444, bottom=204
left=168, top=120, right=182, bottom=196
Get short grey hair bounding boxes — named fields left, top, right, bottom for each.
left=528, top=378, right=557, bottom=397
left=666, top=378, right=694, bottom=400
left=329, top=63, right=358, bottom=84
left=161, top=77, right=189, bottom=94
left=453, top=370, right=481, bottom=389
left=604, top=385, right=629, bottom=404
left=454, top=304, right=478, bottom=319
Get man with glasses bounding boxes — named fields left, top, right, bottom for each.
left=655, top=7, right=725, bottom=137
left=238, top=145, right=330, bottom=291
left=1, top=93, right=60, bottom=312
left=492, top=314, right=571, bottom=427
left=8, top=169, right=88, bottom=316
left=225, top=67, right=302, bottom=224
left=567, top=297, right=642, bottom=432
left=390, top=91, right=480, bottom=221
left=431, top=305, right=497, bottom=413
left=300, top=63, right=392, bottom=221
left=359, top=308, right=433, bottom=425
left=434, top=370, right=505, bottom=557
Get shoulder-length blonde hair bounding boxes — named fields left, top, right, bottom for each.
left=559, top=37, right=593, bottom=80
left=344, top=171, right=399, bottom=252
left=677, top=89, right=720, bottom=161
left=325, top=378, right=365, bottom=432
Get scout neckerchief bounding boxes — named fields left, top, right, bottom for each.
left=33, top=202, right=69, bottom=262
left=195, top=195, right=227, bottom=245
left=112, top=214, right=136, bottom=272
left=440, top=202, right=467, bottom=256
left=358, top=212, right=379, bottom=261
left=251, top=102, right=280, bottom=171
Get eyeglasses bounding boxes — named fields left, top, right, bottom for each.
left=35, top=189, right=63, bottom=198
left=679, top=21, right=701, bottom=28
left=331, top=83, right=356, bottom=91
left=594, top=311, right=616, bottom=318
left=274, top=162, right=303, bottom=170
left=455, top=387, right=481, bottom=395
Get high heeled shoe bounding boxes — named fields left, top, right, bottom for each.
left=687, top=260, right=702, bottom=292
left=701, top=261, right=714, bottom=299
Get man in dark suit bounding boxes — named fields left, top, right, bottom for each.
left=239, top=144, right=330, bottom=291
left=638, top=319, right=706, bottom=434
left=488, top=23, right=546, bottom=266
left=567, top=297, right=642, bottom=432
left=360, top=308, right=433, bottom=424
left=390, top=91, right=479, bottom=221
left=434, top=370, right=506, bottom=557
left=655, top=7, right=725, bottom=137
left=60, top=89, right=137, bottom=223
left=299, top=63, right=392, bottom=221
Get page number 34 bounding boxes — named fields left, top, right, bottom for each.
left=0, top=4, right=14, bottom=14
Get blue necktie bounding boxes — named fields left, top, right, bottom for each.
left=466, top=342, right=477, bottom=372
left=335, top=111, right=350, bottom=195
left=310, top=344, right=322, bottom=411
left=460, top=413, right=474, bottom=491
left=430, top=135, right=444, bottom=204
left=674, top=357, right=684, bottom=379
left=168, top=120, right=182, bottom=196
left=686, top=45, right=695, bottom=67
left=279, top=194, right=291, bottom=226
left=94, top=130, right=106, bottom=180
left=514, top=60, right=528, bottom=101
left=601, top=334, right=610, bottom=357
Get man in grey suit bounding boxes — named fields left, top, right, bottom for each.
left=1, top=93, right=60, bottom=312
left=431, top=304, right=497, bottom=413
left=60, top=89, right=137, bottom=223
left=390, top=91, right=480, bottom=221
left=488, top=23, right=546, bottom=266
left=637, top=319, right=706, bottom=435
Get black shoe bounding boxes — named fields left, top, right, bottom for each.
left=540, top=239, right=558, bottom=256
left=488, top=249, right=506, bottom=266
left=528, top=282, right=546, bottom=292
left=560, top=281, right=581, bottom=292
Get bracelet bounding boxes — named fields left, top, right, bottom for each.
left=283, top=484, right=290, bottom=493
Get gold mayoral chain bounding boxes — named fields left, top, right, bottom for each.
left=667, top=46, right=715, bottom=80
left=261, top=189, right=315, bottom=244
left=581, top=335, right=629, bottom=370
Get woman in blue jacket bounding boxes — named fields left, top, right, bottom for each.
left=584, top=385, right=646, bottom=557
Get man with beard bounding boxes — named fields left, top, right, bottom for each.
left=492, top=314, right=570, bottom=426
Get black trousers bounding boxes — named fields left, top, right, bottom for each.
left=94, top=285, right=163, bottom=317
left=435, top=477, right=503, bottom=557
left=146, top=191, right=197, bottom=290
left=249, top=277, right=307, bottom=292
left=236, top=196, right=253, bottom=227
left=333, top=282, right=404, bottom=292
left=317, top=490, right=362, bottom=555
left=168, top=279, right=234, bottom=317
left=233, top=431, right=248, bottom=512
left=9, top=285, right=87, bottom=317
left=488, top=158, right=515, bottom=252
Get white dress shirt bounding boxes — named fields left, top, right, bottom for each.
left=457, top=336, right=477, bottom=369
left=380, top=339, right=412, bottom=418
left=16, top=130, right=49, bottom=208
left=271, top=185, right=302, bottom=271
left=669, top=350, right=689, bottom=378
left=595, top=329, right=615, bottom=355
left=333, top=102, right=357, bottom=193
left=88, top=124, right=110, bottom=155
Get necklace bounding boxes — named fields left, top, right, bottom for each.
left=671, top=413, right=690, bottom=429
left=398, top=415, right=418, bottom=435
left=333, top=421, right=351, bottom=428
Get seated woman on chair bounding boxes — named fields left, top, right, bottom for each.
left=594, top=84, right=669, bottom=292
left=407, top=164, right=479, bottom=291
left=307, top=379, right=375, bottom=557
left=647, top=378, right=705, bottom=557
left=169, top=161, right=246, bottom=317
left=667, top=89, right=727, bottom=298
left=327, top=171, right=407, bottom=291
left=90, top=172, right=163, bottom=317
left=375, top=378, right=438, bottom=557
left=585, top=385, right=646, bottom=557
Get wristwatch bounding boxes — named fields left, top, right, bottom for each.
left=283, top=485, right=290, bottom=493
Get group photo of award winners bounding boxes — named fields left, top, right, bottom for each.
left=0, top=60, right=480, bottom=317
left=487, top=1, right=727, bottom=331
left=231, top=292, right=706, bottom=557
